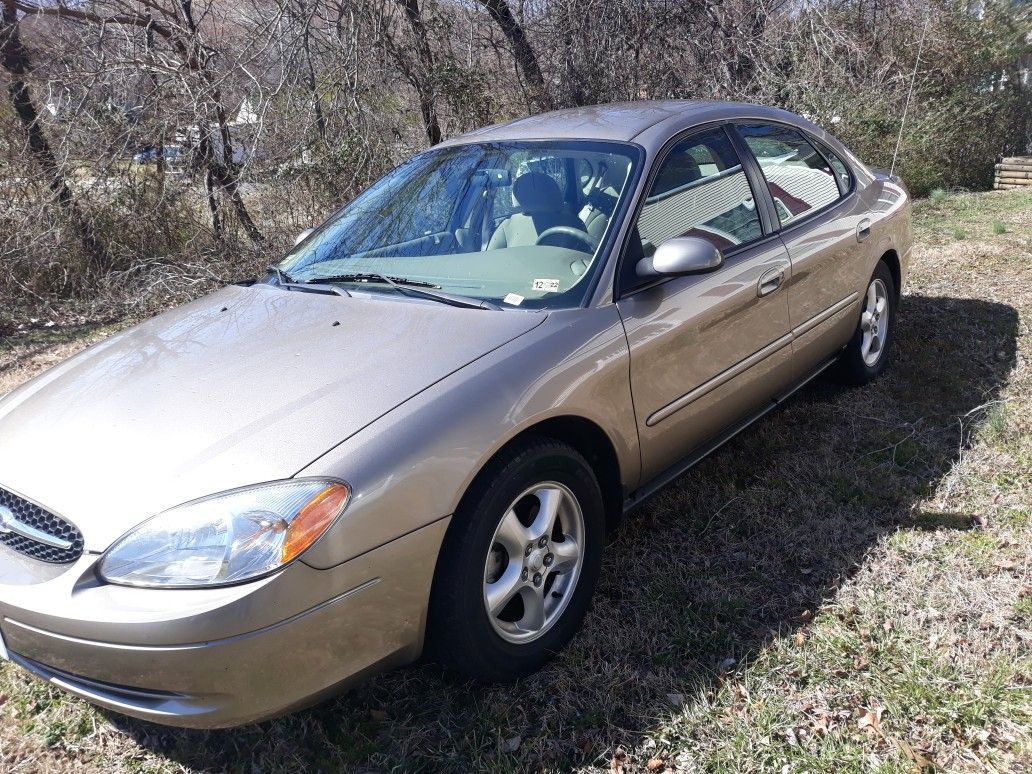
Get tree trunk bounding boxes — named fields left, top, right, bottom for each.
left=560, top=0, right=585, bottom=106
left=0, top=0, right=113, bottom=275
left=196, top=128, right=223, bottom=241
left=178, top=0, right=264, bottom=244
left=146, top=26, right=166, bottom=195
left=288, top=0, right=329, bottom=146
left=302, top=23, right=328, bottom=144
left=396, top=0, right=442, bottom=145
left=476, top=0, right=550, bottom=112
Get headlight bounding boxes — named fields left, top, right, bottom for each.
left=98, top=479, right=350, bottom=588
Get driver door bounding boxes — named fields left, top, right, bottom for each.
left=616, top=126, right=797, bottom=481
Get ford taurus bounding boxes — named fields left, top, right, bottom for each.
left=0, top=100, right=911, bottom=727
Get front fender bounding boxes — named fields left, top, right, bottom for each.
left=296, top=306, right=637, bottom=569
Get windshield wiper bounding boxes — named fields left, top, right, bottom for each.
left=306, top=273, right=499, bottom=310
left=309, top=272, right=439, bottom=288
left=265, top=265, right=352, bottom=297
left=267, top=265, right=293, bottom=284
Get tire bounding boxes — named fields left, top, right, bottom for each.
left=833, top=261, right=897, bottom=385
left=426, top=437, right=605, bottom=681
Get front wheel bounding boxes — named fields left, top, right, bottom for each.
left=426, top=438, right=604, bottom=681
left=833, top=261, right=897, bottom=385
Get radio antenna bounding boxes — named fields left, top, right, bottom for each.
left=891, top=13, right=930, bottom=178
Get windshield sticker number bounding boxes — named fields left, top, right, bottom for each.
left=503, top=293, right=524, bottom=306
left=532, top=278, right=561, bottom=293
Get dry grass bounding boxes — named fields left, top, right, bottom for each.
left=0, top=189, right=1030, bottom=773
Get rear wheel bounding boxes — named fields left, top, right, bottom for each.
left=427, top=438, right=604, bottom=681
left=833, top=261, right=897, bottom=385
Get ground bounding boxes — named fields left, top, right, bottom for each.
left=0, top=189, right=1029, bottom=773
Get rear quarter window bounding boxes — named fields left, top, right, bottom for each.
left=812, top=139, right=854, bottom=196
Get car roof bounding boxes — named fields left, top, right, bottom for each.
left=437, top=100, right=822, bottom=153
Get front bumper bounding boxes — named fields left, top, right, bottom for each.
left=0, top=517, right=449, bottom=728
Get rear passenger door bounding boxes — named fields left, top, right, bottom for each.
left=734, top=123, right=863, bottom=375
left=616, top=126, right=797, bottom=482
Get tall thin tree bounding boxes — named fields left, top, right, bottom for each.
left=475, top=0, right=550, bottom=111
left=0, top=0, right=113, bottom=274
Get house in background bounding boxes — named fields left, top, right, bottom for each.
left=175, top=98, right=264, bottom=165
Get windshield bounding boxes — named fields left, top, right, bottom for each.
left=279, top=140, right=641, bottom=309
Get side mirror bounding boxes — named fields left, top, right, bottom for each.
left=293, top=227, right=316, bottom=247
left=636, top=237, right=724, bottom=278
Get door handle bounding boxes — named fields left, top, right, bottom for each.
left=757, top=268, right=784, bottom=297
left=857, top=218, right=872, bottom=242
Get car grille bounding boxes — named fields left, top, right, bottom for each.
left=0, top=486, right=84, bottom=563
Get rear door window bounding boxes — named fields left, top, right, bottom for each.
left=736, top=124, right=841, bottom=227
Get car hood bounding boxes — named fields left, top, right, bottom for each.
left=0, top=284, right=545, bottom=551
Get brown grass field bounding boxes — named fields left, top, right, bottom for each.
left=0, top=189, right=1030, bottom=773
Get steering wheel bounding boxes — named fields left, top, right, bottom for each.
left=534, top=226, right=595, bottom=252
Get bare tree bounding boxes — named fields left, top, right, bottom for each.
left=395, top=0, right=442, bottom=144
left=0, top=0, right=112, bottom=273
left=12, top=0, right=265, bottom=244
left=475, top=0, right=550, bottom=111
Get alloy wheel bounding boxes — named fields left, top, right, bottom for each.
left=482, top=482, right=585, bottom=644
left=860, top=277, right=890, bottom=367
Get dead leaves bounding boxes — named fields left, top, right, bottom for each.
left=896, top=738, right=938, bottom=772
left=500, top=735, right=521, bottom=753
left=856, top=705, right=886, bottom=736
left=993, top=557, right=1018, bottom=572
left=796, top=700, right=851, bottom=740
left=608, top=748, right=677, bottom=773
left=855, top=704, right=939, bottom=771
left=609, top=746, right=627, bottom=774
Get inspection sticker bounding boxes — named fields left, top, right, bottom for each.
left=532, top=278, right=561, bottom=292
left=503, top=293, right=524, bottom=306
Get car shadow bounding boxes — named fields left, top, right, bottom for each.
left=100, top=293, right=1019, bottom=772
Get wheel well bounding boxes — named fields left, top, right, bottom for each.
left=471, top=416, right=625, bottom=537
left=880, top=249, right=901, bottom=302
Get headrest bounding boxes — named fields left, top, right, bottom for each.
left=513, top=172, right=563, bottom=212
left=598, top=159, right=629, bottom=191
left=654, top=153, right=702, bottom=192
